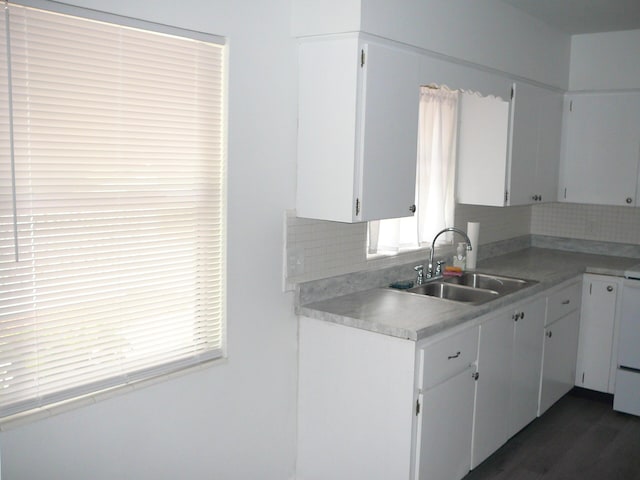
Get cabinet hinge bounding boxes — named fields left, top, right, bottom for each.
left=582, top=372, right=585, bottom=384
left=360, top=49, right=365, bottom=68
left=415, top=398, right=421, bottom=416
left=510, top=86, right=514, bottom=100
left=355, top=198, right=361, bottom=216
left=504, top=191, right=509, bottom=203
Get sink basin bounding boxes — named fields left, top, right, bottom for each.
left=406, top=282, right=499, bottom=305
left=443, top=272, right=536, bottom=294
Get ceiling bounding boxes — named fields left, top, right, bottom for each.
left=500, top=0, right=640, bottom=34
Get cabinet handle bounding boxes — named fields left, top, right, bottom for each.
left=532, top=195, right=539, bottom=201
left=521, top=311, right=525, bottom=320
left=472, top=372, right=479, bottom=381
left=448, top=351, right=461, bottom=360
left=561, top=299, right=570, bottom=305
left=607, top=285, right=614, bottom=292
left=626, top=197, right=633, bottom=204
left=547, top=331, right=553, bottom=338
left=409, top=204, right=416, bottom=213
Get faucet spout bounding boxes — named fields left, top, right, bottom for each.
left=427, top=227, right=473, bottom=278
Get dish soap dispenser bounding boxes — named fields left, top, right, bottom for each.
left=453, top=242, right=467, bottom=270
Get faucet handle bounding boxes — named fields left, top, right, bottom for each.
left=435, top=260, right=445, bottom=276
left=414, top=265, right=424, bottom=285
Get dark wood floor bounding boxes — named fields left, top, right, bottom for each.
left=464, top=388, right=640, bottom=480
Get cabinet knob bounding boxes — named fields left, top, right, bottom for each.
left=607, top=285, right=614, bottom=292
left=409, top=204, right=416, bottom=213
left=532, top=194, right=540, bottom=201
left=626, top=197, right=633, bottom=204
left=547, top=331, right=553, bottom=338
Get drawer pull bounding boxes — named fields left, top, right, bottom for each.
left=561, top=299, right=570, bottom=305
left=448, top=351, right=461, bottom=360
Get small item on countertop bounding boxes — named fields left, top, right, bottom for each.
left=467, top=222, right=479, bottom=269
left=389, top=280, right=414, bottom=290
left=443, top=270, right=463, bottom=277
left=443, top=265, right=463, bottom=277
left=453, top=242, right=467, bottom=270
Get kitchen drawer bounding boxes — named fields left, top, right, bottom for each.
left=546, top=281, right=581, bottom=325
left=420, top=326, right=479, bottom=390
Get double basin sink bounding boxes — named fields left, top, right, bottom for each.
left=402, top=272, right=537, bottom=305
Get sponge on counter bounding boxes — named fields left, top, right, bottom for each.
left=443, top=265, right=463, bottom=277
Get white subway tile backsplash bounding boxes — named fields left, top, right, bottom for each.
left=285, top=202, right=640, bottom=286
left=531, top=203, right=640, bottom=244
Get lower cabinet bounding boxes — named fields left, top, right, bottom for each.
left=472, top=296, right=546, bottom=468
left=297, top=316, right=416, bottom=480
left=297, top=283, right=580, bottom=479
left=575, top=274, right=623, bottom=393
left=414, top=326, right=479, bottom=480
left=539, top=310, right=581, bottom=413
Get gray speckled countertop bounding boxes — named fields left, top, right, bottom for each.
left=297, top=248, right=639, bottom=341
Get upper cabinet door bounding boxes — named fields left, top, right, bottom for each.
left=456, top=92, right=510, bottom=207
left=508, top=83, right=540, bottom=205
left=535, top=89, right=563, bottom=203
left=508, top=83, right=562, bottom=206
left=359, top=42, right=420, bottom=221
left=561, top=92, right=640, bottom=207
left=456, top=82, right=562, bottom=207
left=296, top=35, right=420, bottom=223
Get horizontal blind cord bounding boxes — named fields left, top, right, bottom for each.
left=4, top=2, right=19, bottom=261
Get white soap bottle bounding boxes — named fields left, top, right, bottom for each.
left=453, top=242, right=467, bottom=270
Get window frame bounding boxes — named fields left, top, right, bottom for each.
left=0, top=1, right=228, bottom=423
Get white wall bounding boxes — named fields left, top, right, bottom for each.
left=1, top=1, right=299, bottom=479
left=293, top=0, right=571, bottom=90
left=569, top=29, right=640, bottom=91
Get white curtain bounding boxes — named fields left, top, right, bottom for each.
left=369, top=86, right=459, bottom=254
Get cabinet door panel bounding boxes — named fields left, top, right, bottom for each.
left=472, top=312, right=513, bottom=468
left=509, top=297, right=546, bottom=437
left=360, top=42, right=420, bottom=221
left=540, top=310, right=580, bottom=415
left=508, top=83, right=540, bottom=205
left=562, top=92, right=640, bottom=206
left=417, top=368, right=475, bottom=480
left=536, top=90, right=563, bottom=203
left=576, top=277, right=620, bottom=392
left=456, top=92, right=510, bottom=206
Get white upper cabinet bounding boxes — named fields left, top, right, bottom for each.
left=457, top=82, right=562, bottom=207
left=296, top=34, right=420, bottom=223
left=560, top=92, right=640, bottom=207
left=456, top=92, right=511, bottom=206
left=509, top=83, right=563, bottom=205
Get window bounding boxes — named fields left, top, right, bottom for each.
left=368, top=86, right=459, bottom=255
left=0, top=4, right=225, bottom=418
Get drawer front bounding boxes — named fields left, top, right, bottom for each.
left=421, top=326, right=479, bottom=390
left=546, top=281, right=582, bottom=325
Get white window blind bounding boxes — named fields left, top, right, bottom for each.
left=0, top=4, right=225, bottom=418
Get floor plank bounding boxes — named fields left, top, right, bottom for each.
left=463, top=388, right=640, bottom=480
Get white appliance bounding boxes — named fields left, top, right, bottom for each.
left=613, top=265, right=640, bottom=416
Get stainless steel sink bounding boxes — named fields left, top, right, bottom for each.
left=396, top=271, right=537, bottom=305
left=406, top=282, right=499, bottom=305
left=442, top=272, right=536, bottom=294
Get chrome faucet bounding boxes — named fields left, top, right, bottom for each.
left=427, top=227, right=473, bottom=278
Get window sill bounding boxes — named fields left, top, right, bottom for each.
left=0, top=356, right=228, bottom=431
